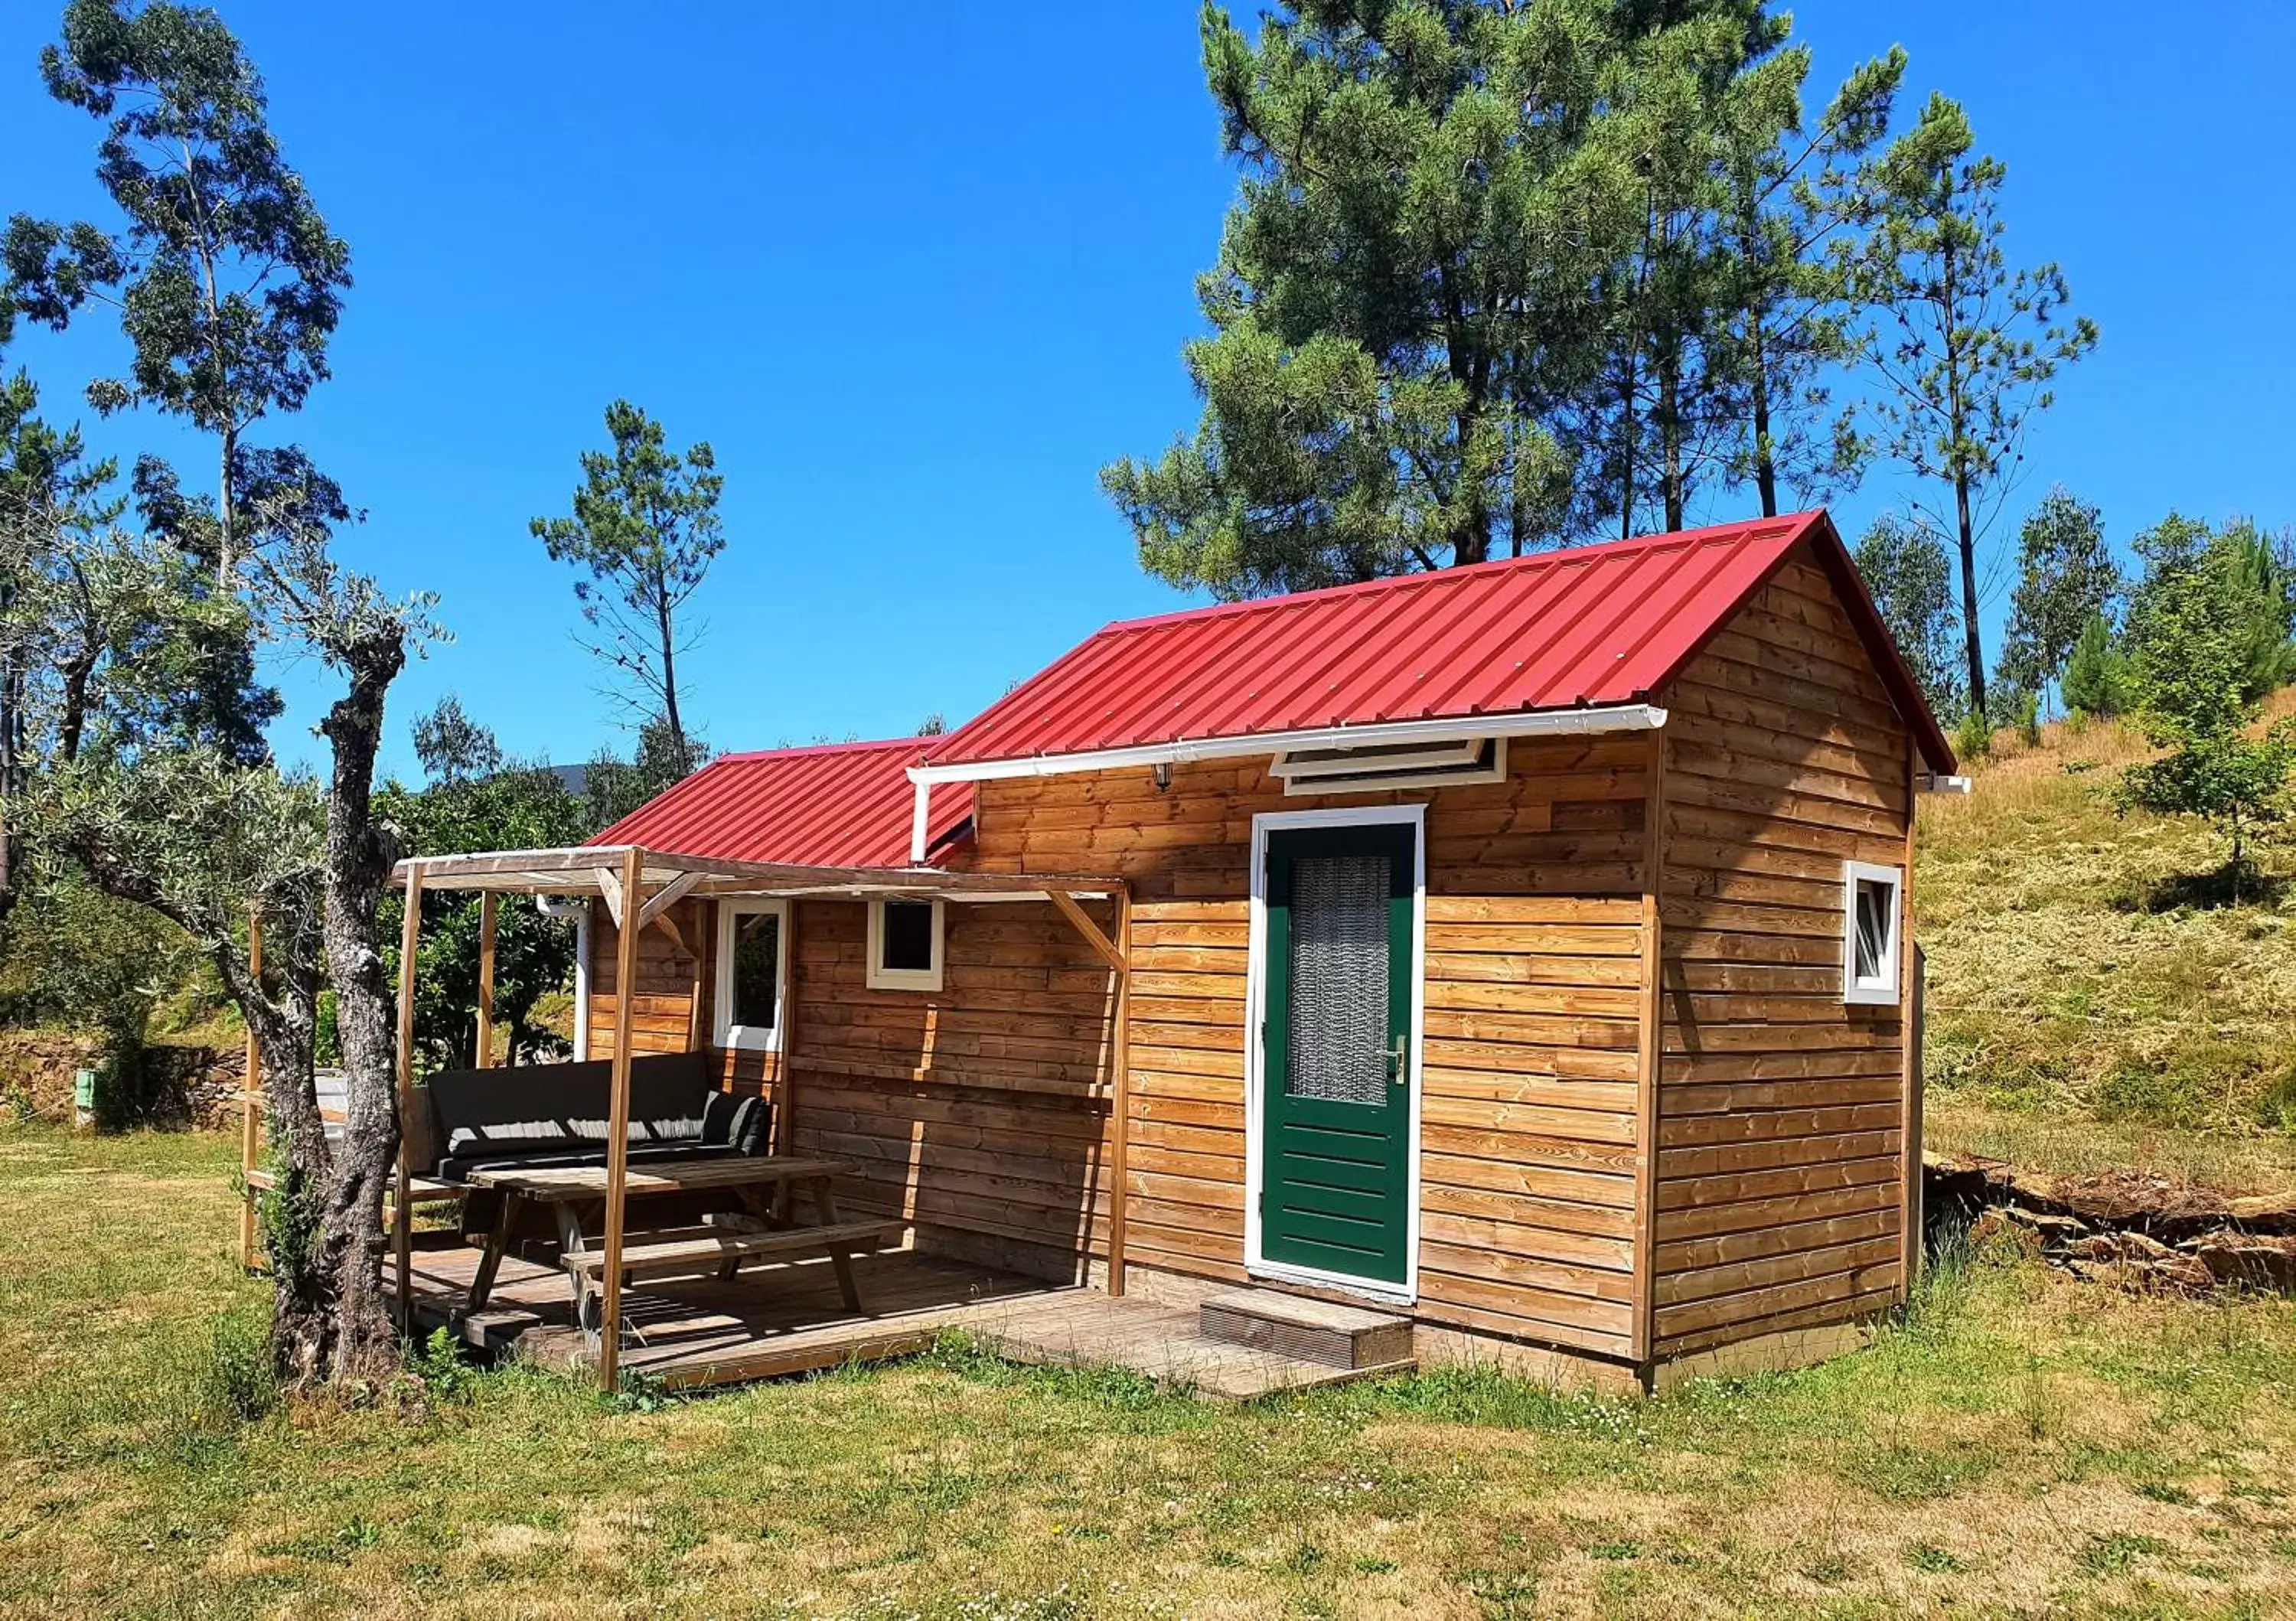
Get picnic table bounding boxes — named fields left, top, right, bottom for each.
left=461, top=1156, right=901, bottom=1332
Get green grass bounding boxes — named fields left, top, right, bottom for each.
left=1919, top=696, right=2296, bottom=1186
left=5, top=1125, right=2296, bottom=1617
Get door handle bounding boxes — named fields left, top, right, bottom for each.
left=1385, top=1034, right=1407, bottom=1084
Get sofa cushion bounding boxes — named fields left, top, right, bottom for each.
left=439, top=1139, right=742, bottom=1185
left=419, top=1052, right=723, bottom=1179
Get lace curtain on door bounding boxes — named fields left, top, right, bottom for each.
left=1285, top=853, right=1391, bottom=1105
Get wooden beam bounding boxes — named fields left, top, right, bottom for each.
left=393, top=863, right=424, bottom=1330
left=475, top=890, right=497, bottom=1069
left=597, top=844, right=646, bottom=1393
left=238, top=911, right=263, bottom=1270
left=1629, top=726, right=1668, bottom=1371
left=1107, top=887, right=1133, bottom=1297
left=593, top=865, right=625, bottom=929
left=1048, top=889, right=1127, bottom=974
left=651, top=908, right=690, bottom=959
left=636, top=869, right=703, bottom=932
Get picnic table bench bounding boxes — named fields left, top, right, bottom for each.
left=463, top=1156, right=902, bottom=1335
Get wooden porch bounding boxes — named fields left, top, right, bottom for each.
left=388, top=1231, right=1414, bottom=1400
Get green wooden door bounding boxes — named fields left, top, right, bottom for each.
left=1257, top=821, right=1416, bottom=1287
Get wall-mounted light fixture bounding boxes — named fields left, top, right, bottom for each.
left=1150, top=762, right=1172, bottom=792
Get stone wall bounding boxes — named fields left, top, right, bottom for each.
left=0, top=1030, right=246, bottom=1129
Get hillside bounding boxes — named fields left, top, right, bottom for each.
left=1918, top=688, right=2296, bottom=1192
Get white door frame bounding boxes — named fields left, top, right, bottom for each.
left=1243, top=802, right=1427, bottom=1305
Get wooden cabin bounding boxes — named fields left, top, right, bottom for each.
left=555, top=509, right=1956, bottom=1389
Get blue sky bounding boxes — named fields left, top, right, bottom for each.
left=4, top=2, right=2291, bottom=779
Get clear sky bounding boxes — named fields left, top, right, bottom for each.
left=4, top=2, right=2291, bottom=780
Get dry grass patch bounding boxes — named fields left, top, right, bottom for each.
left=1919, top=700, right=2296, bottom=1179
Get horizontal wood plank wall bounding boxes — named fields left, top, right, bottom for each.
left=586, top=899, right=776, bottom=1094
left=1650, top=544, right=1914, bottom=1360
left=587, top=895, right=1116, bottom=1273
left=777, top=899, right=1116, bottom=1273
left=965, top=737, right=1650, bottom=1359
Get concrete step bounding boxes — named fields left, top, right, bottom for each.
left=1197, top=1287, right=1414, bottom=1369
left=971, top=1295, right=1413, bottom=1402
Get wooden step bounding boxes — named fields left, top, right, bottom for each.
left=1197, top=1288, right=1414, bottom=1369
left=561, top=1220, right=903, bottom=1283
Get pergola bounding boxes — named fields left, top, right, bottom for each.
left=384, top=843, right=1136, bottom=1390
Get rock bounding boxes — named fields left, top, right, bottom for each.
left=2226, top=1194, right=2296, bottom=1235
left=2188, top=1231, right=2296, bottom=1292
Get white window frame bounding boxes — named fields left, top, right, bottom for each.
left=572, top=899, right=592, bottom=1061
left=1841, top=860, right=1904, bottom=1007
left=866, top=897, right=945, bottom=993
left=714, top=897, right=790, bottom=1051
left=1243, top=802, right=1426, bottom=1306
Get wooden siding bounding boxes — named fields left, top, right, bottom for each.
left=588, top=893, right=1118, bottom=1276
left=964, top=738, right=1651, bottom=1359
left=1648, top=543, right=1915, bottom=1359
left=585, top=899, right=777, bottom=1095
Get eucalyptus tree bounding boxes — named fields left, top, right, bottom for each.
left=1851, top=93, right=2097, bottom=720
left=2, top=0, right=352, bottom=588
left=533, top=401, right=725, bottom=771
left=1102, top=0, right=1648, bottom=595
left=1998, top=488, right=2118, bottom=713
left=1853, top=510, right=1965, bottom=722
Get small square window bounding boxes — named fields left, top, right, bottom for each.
left=714, top=899, right=787, bottom=1050
left=1841, top=861, right=1903, bottom=1006
left=867, top=899, right=944, bottom=992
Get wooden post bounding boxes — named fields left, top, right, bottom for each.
left=237, top=911, right=264, bottom=1270
left=771, top=901, right=800, bottom=1158
left=686, top=898, right=709, bottom=1055
left=393, top=863, right=424, bottom=1330
left=598, top=845, right=646, bottom=1392
left=1629, top=726, right=1668, bottom=1371
left=475, top=890, right=497, bottom=1068
left=1900, top=738, right=1923, bottom=1296
left=1107, top=888, right=1133, bottom=1297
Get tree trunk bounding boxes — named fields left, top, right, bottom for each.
left=1749, top=328, right=1778, bottom=519
left=657, top=598, right=685, bottom=770
left=1658, top=347, right=1685, bottom=533
left=218, top=426, right=237, bottom=590
left=1955, top=466, right=1986, bottom=721
left=303, top=625, right=410, bottom=1388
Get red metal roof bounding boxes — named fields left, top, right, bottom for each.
left=924, top=509, right=1955, bottom=774
left=589, top=738, right=973, bottom=868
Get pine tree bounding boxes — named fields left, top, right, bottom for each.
left=1851, top=93, right=2097, bottom=721
left=1102, top=0, right=1651, bottom=595
left=532, top=402, right=725, bottom=769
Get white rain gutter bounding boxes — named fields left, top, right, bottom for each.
left=902, top=703, right=1668, bottom=861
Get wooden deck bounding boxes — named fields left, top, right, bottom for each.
left=391, top=1235, right=1414, bottom=1399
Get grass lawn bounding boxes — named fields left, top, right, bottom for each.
left=3, top=1127, right=2294, bottom=1618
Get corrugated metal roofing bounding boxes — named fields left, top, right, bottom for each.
left=587, top=739, right=972, bottom=868
left=923, top=509, right=1955, bottom=774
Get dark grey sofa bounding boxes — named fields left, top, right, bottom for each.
left=409, top=1051, right=771, bottom=1184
